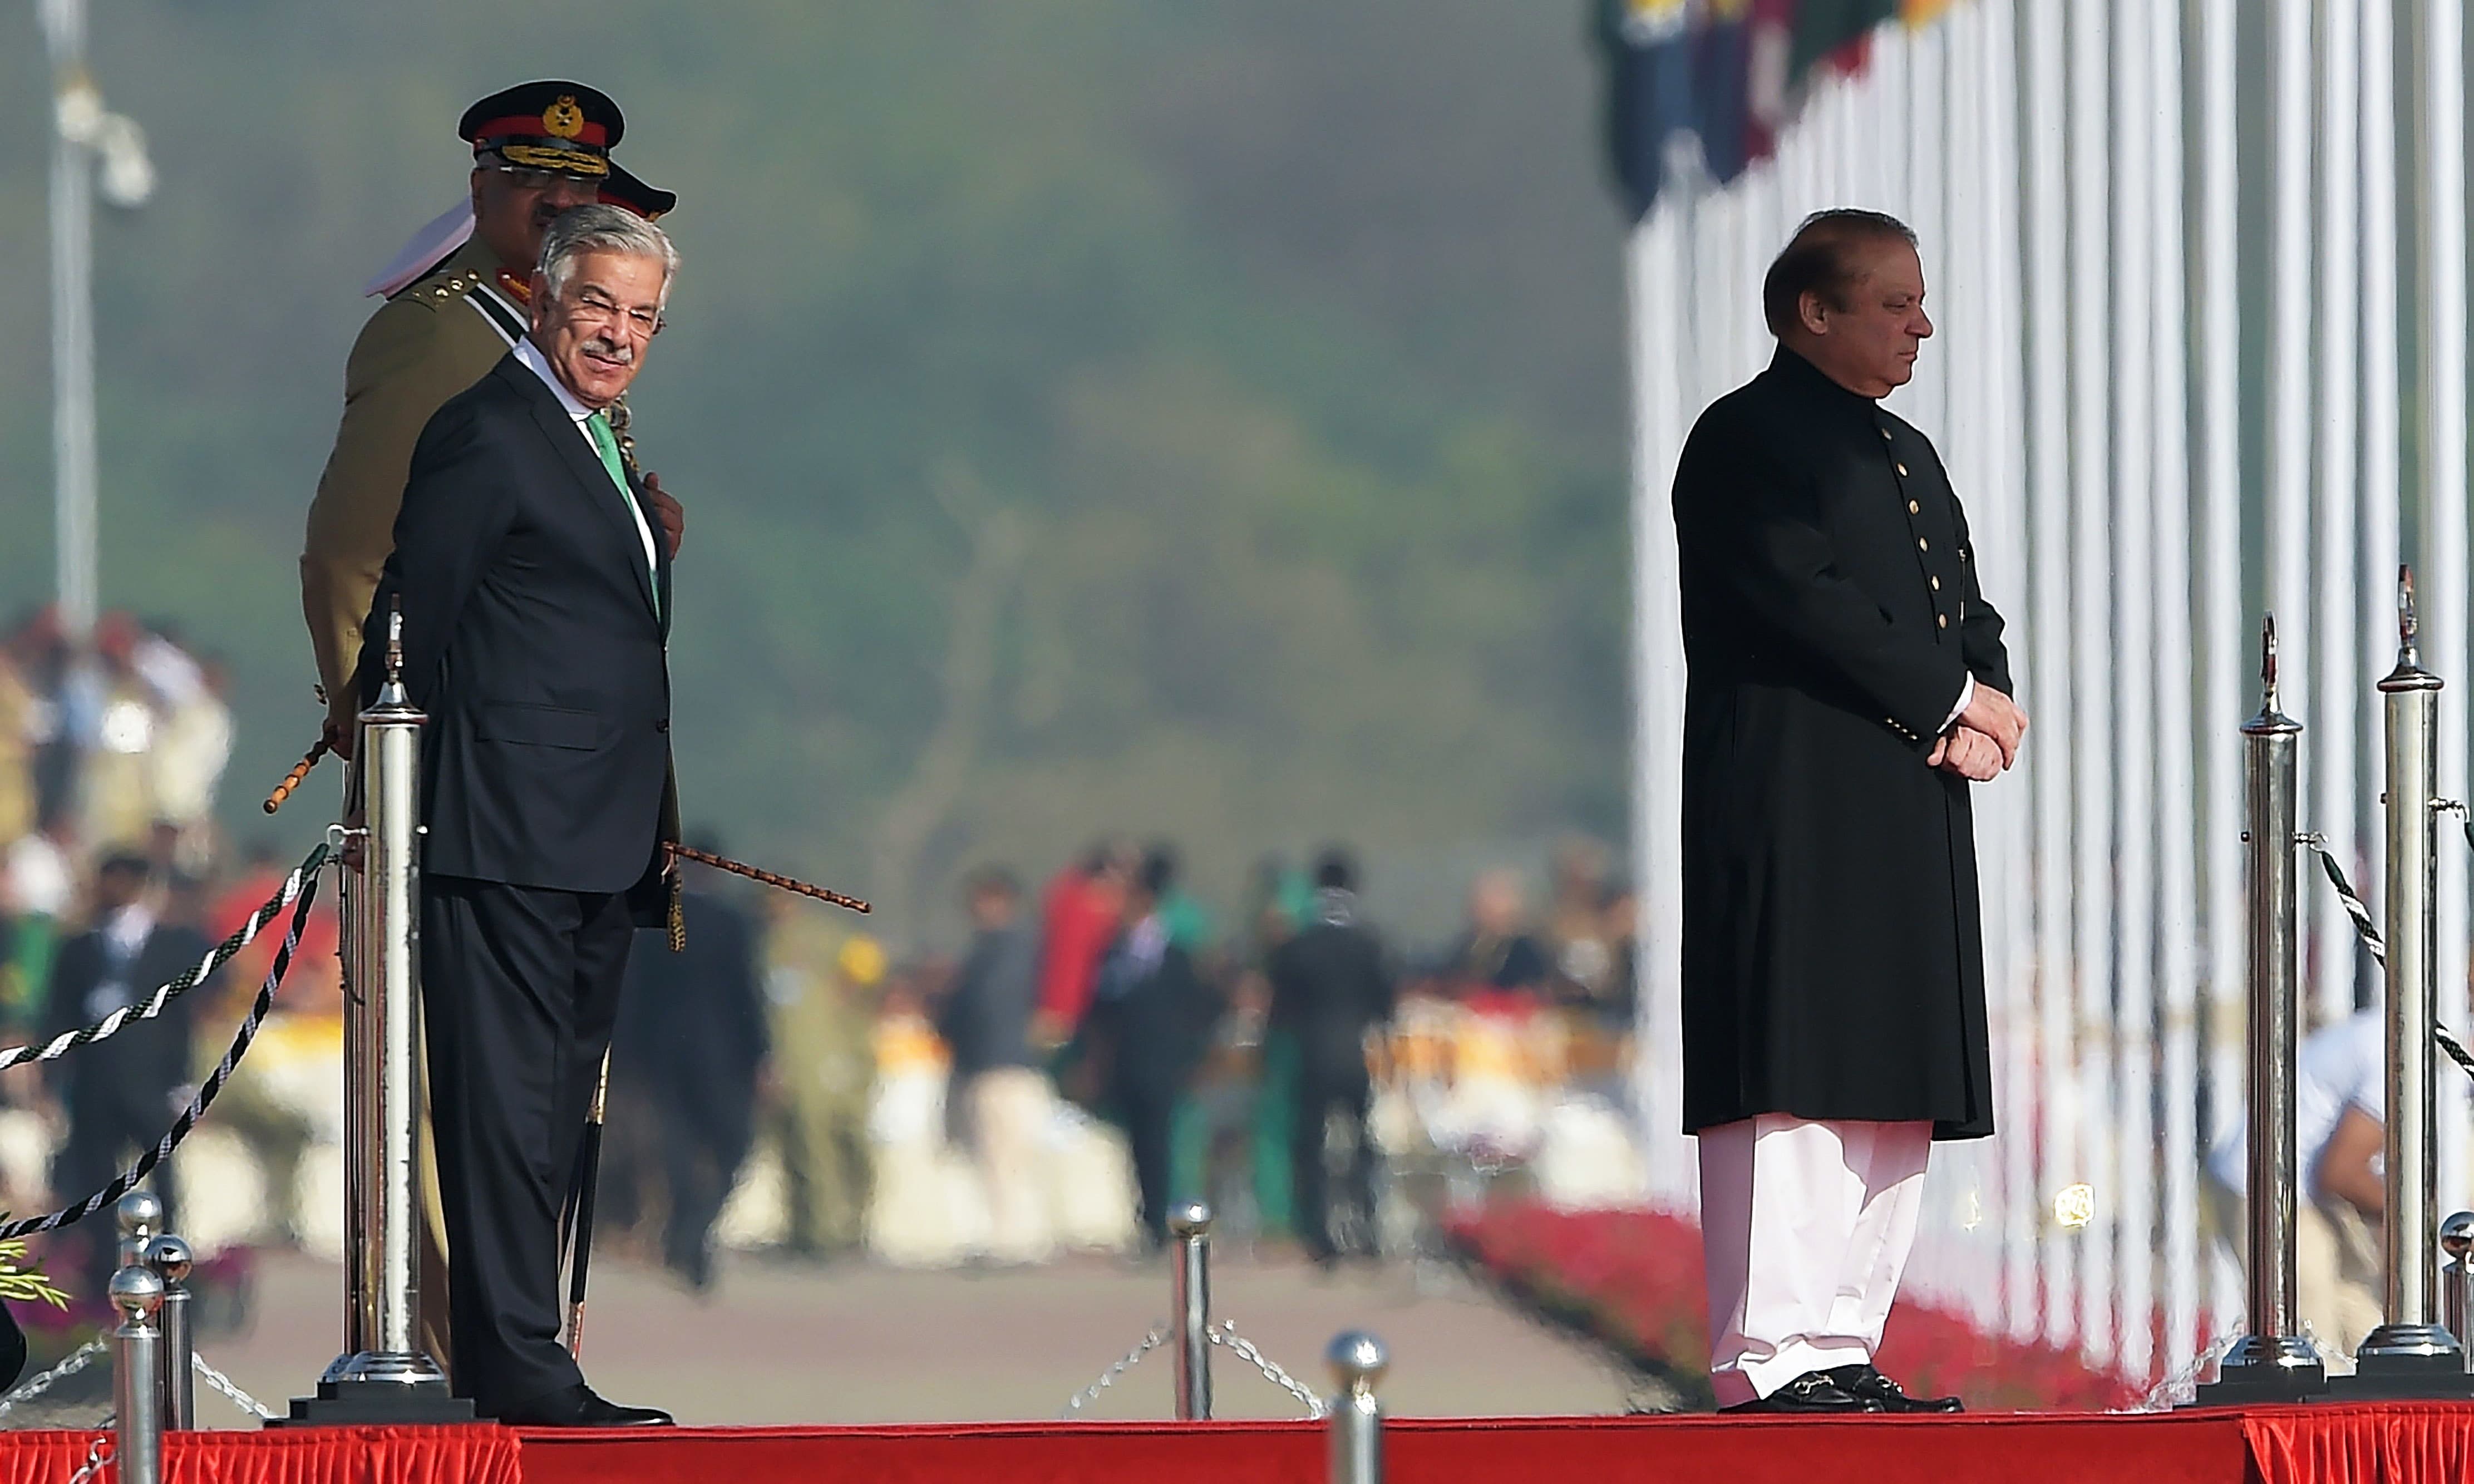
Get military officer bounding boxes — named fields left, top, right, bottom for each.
left=300, top=80, right=683, bottom=756
left=297, top=80, right=681, bottom=1379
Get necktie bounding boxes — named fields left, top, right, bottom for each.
left=584, top=411, right=658, bottom=618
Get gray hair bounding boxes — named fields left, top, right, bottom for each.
left=538, top=203, right=679, bottom=305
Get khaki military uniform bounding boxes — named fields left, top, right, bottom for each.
left=765, top=911, right=879, bottom=1255
left=302, top=234, right=528, bottom=1379
left=300, top=238, right=525, bottom=735
left=0, top=659, right=35, bottom=846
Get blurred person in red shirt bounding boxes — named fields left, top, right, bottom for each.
left=1029, top=838, right=1135, bottom=1050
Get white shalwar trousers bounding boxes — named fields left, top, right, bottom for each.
left=1697, top=1113, right=1934, bottom=1406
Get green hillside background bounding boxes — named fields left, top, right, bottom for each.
left=0, top=1, right=1630, bottom=944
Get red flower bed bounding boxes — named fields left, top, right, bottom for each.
left=1447, top=1201, right=2142, bottom=1413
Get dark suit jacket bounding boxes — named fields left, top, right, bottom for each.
left=357, top=352, right=675, bottom=904
left=937, top=923, right=1041, bottom=1080
left=43, top=919, right=209, bottom=1105
left=1095, top=939, right=1222, bottom=1102
left=1670, top=346, right=2012, bottom=1140
left=1267, top=909, right=1394, bottom=1091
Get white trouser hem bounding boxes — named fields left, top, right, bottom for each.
left=1712, top=1340, right=1873, bottom=1407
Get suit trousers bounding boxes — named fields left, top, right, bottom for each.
left=958, top=1068, right=1056, bottom=1265
left=1696, top=1114, right=1932, bottom=1406
left=1290, top=1073, right=1377, bottom=1263
left=422, top=875, right=632, bottom=1414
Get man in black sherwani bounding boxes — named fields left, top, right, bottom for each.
left=358, top=203, right=682, bottom=1427
left=1670, top=210, right=2027, bottom=1416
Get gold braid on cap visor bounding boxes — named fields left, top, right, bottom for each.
left=494, top=141, right=610, bottom=178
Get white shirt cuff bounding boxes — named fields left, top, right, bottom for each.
left=1941, top=674, right=1975, bottom=733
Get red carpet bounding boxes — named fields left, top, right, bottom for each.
left=0, top=1404, right=2468, bottom=1483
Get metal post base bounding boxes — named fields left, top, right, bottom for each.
left=276, top=1357, right=472, bottom=1427
left=2329, top=1325, right=2474, bottom=1399
left=2189, top=1335, right=2327, bottom=1406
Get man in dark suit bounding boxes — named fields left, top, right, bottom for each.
left=1670, top=210, right=2026, bottom=1416
left=1265, top=846, right=1393, bottom=1268
left=357, top=203, right=680, bottom=1427
left=1091, top=854, right=1222, bottom=1250
left=44, top=852, right=205, bottom=1294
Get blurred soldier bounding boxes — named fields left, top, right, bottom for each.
left=301, top=81, right=682, bottom=754
left=765, top=900, right=880, bottom=1258
left=42, top=853, right=205, bottom=1292
left=0, top=642, right=33, bottom=846
left=934, top=867, right=1052, bottom=1264
left=1266, top=847, right=1394, bottom=1267
left=620, top=852, right=768, bottom=1291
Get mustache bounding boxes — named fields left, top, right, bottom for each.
left=580, top=334, right=636, bottom=366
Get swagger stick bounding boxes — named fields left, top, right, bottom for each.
left=262, top=737, right=332, bottom=814
left=563, top=1051, right=612, bottom=1360
left=666, top=844, right=871, bottom=915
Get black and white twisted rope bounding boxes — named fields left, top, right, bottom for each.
left=0, top=865, right=323, bottom=1241
left=0, top=842, right=328, bottom=1075
left=2304, top=833, right=2474, bottom=1083
left=2303, top=835, right=2386, bottom=964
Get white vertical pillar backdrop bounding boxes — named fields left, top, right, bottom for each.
left=2196, top=0, right=2248, bottom=1346
left=1625, top=0, right=2474, bottom=1386
left=2418, top=0, right=2474, bottom=1226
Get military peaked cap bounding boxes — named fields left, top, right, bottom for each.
left=459, top=80, right=623, bottom=180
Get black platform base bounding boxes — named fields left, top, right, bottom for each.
left=272, top=1378, right=478, bottom=1426
left=2189, top=1367, right=2328, bottom=1408
left=2324, top=1357, right=2474, bottom=1402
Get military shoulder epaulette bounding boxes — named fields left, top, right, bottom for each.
left=395, top=269, right=480, bottom=307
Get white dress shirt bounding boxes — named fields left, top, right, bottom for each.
left=514, top=337, right=659, bottom=588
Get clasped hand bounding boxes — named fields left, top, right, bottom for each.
left=1927, top=684, right=2028, bottom=782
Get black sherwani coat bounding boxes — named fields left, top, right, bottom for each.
left=1670, top=347, right=2012, bottom=1141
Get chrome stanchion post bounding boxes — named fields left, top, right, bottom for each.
left=283, top=607, right=469, bottom=1424
left=114, top=1190, right=160, bottom=1273
left=1325, top=1332, right=1386, bottom=1484
left=110, top=1264, right=164, bottom=1484
left=2442, top=1212, right=2474, bottom=1364
left=2198, top=617, right=2325, bottom=1403
left=2345, top=571, right=2474, bottom=1396
left=142, top=1236, right=193, bottom=1430
left=1171, top=1201, right=1213, bottom=1421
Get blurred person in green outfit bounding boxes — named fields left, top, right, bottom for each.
left=763, top=898, right=882, bottom=1257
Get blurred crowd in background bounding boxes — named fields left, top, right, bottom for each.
left=594, top=832, right=1643, bottom=1289
left=0, top=648, right=1643, bottom=1298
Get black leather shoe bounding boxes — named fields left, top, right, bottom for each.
left=1718, top=1370, right=1883, bottom=1414
left=496, top=1382, right=676, bottom=1427
left=1829, top=1364, right=1964, bottom=1413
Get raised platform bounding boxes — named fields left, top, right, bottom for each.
left=0, top=1404, right=2466, bottom=1484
